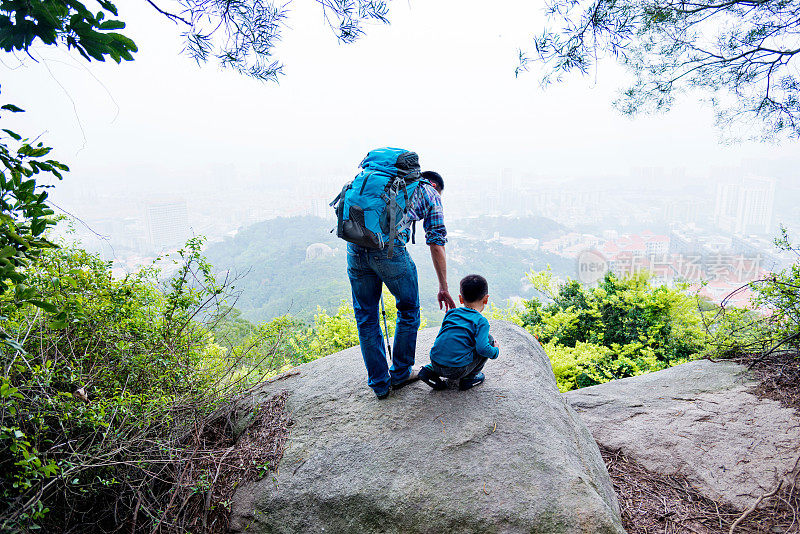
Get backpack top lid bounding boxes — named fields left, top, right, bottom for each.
left=359, top=147, right=421, bottom=181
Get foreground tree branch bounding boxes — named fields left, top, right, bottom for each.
left=523, top=0, right=800, bottom=140
left=0, top=0, right=394, bottom=82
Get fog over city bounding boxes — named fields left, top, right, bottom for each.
left=5, top=0, right=800, bottom=316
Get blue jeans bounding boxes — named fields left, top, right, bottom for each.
left=347, top=243, right=420, bottom=396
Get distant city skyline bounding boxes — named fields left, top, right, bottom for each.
left=51, top=161, right=799, bottom=282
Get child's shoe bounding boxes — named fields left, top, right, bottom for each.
left=418, top=365, right=447, bottom=391
left=458, top=372, right=485, bottom=391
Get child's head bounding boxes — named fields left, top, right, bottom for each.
left=459, top=274, right=489, bottom=309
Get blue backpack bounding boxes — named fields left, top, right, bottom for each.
left=331, top=147, right=425, bottom=257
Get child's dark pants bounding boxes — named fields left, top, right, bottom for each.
left=428, top=335, right=494, bottom=380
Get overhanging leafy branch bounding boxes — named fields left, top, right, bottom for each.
left=522, top=0, right=800, bottom=139
left=145, top=0, right=393, bottom=82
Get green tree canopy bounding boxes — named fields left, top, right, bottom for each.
left=0, top=0, right=136, bottom=61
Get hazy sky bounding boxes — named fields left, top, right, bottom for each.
left=4, top=0, right=800, bottom=196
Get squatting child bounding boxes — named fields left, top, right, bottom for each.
left=418, top=274, right=500, bottom=391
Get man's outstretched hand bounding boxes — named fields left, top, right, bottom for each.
left=438, top=289, right=456, bottom=311
left=429, top=245, right=454, bottom=311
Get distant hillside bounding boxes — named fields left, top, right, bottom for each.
left=204, top=216, right=347, bottom=321
left=205, top=216, right=573, bottom=323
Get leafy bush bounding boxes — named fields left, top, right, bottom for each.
left=484, top=302, right=524, bottom=325
left=289, top=290, right=426, bottom=361
left=291, top=303, right=363, bottom=361
left=545, top=341, right=613, bottom=392
left=0, top=95, right=69, bottom=349
left=518, top=270, right=705, bottom=391
left=0, top=239, right=290, bottom=532
left=705, top=226, right=800, bottom=361
left=751, top=228, right=800, bottom=352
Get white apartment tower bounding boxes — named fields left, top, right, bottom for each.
left=714, top=177, right=775, bottom=235
left=146, top=201, right=190, bottom=250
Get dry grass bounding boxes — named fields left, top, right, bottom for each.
left=743, top=350, right=800, bottom=414
left=143, top=390, right=294, bottom=534
left=603, top=446, right=799, bottom=534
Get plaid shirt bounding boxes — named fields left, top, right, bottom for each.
left=397, top=181, right=447, bottom=246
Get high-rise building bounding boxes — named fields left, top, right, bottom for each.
left=498, top=168, right=515, bottom=212
left=146, top=201, right=190, bottom=250
left=737, top=177, right=775, bottom=234
left=665, top=199, right=701, bottom=224
left=713, top=176, right=775, bottom=235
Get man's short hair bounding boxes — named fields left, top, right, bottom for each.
left=421, top=171, right=444, bottom=192
left=460, top=274, right=488, bottom=303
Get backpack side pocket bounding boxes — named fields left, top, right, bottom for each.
left=342, top=204, right=383, bottom=249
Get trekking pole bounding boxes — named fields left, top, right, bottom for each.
left=380, top=292, right=392, bottom=362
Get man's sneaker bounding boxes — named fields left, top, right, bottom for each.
left=418, top=366, right=447, bottom=391
left=458, top=372, right=485, bottom=391
left=375, top=389, right=391, bottom=400
left=392, top=367, right=420, bottom=391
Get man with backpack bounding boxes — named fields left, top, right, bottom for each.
left=331, top=148, right=456, bottom=399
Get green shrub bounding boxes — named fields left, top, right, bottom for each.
left=0, top=239, right=291, bottom=532
left=518, top=270, right=706, bottom=391
left=750, top=228, right=800, bottom=353
left=704, top=226, right=800, bottom=360
left=289, top=290, right=427, bottom=361
left=0, top=94, right=69, bottom=350
left=211, top=313, right=308, bottom=387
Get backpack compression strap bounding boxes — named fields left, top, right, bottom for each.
left=386, top=189, right=398, bottom=259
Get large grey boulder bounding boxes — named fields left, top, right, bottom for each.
left=566, top=359, right=800, bottom=510
left=230, top=321, right=624, bottom=533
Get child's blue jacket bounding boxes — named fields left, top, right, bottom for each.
left=429, top=307, right=500, bottom=367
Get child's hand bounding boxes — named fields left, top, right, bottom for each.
left=493, top=340, right=500, bottom=348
